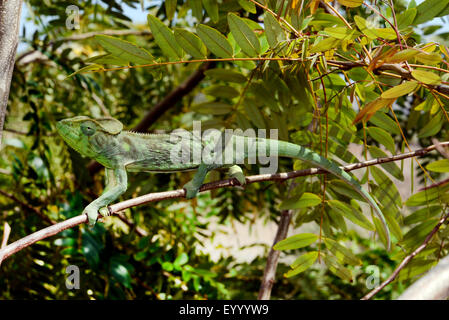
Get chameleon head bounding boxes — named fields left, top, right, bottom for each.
left=56, top=116, right=123, bottom=158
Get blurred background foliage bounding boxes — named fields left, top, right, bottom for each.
left=1, top=0, right=449, bottom=300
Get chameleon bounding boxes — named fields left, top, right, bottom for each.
left=56, top=116, right=391, bottom=249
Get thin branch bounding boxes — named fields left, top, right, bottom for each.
left=2, top=141, right=449, bottom=264
left=1, top=222, right=11, bottom=249
left=361, top=211, right=449, bottom=300
left=397, top=252, right=449, bottom=300
left=0, top=188, right=56, bottom=225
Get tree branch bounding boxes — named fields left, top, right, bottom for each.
left=1, top=141, right=449, bottom=265
left=257, top=209, right=293, bottom=300
left=361, top=211, right=449, bottom=300
left=396, top=253, right=449, bottom=300
left=0, top=0, right=23, bottom=147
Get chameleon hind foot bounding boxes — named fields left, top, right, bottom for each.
left=228, top=165, right=246, bottom=187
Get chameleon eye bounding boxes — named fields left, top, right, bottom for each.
left=81, top=121, right=96, bottom=136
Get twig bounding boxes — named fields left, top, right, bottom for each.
left=0, top=222, right=11, bottom=267
left=2, top=141, right=449, bottom=264
left=1, top=222, right=11, bottom=248
left=0, top=188, right=56, bottom=225
left=361, top=211, right=449, bottom=300
left=397, top=253, right=449, bottom=299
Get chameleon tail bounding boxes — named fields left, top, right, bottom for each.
left=259, top=138, right=391, bottom=250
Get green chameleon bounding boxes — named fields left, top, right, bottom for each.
left=56, top=116, right=391, bottom=249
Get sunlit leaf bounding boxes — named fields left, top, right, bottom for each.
left=228, top=13, right=261, bottom=57
left=279, top=192, right=322, bottom=210
left=273, top=233, right=318, bottom=250
left=95, top=35, right=154, bottom=65
left=285, top=252, right=319, bottom=277
left=147, top=14, right=183, bottom=59
left=174, top=28, right=207, bottom=58
left=411, top=69, right=442, bottom=85
left=197, top=24, right=234, bottom=58
left=381, top=81, right=419, bottom=99
left=323, top=238, right=361, bottom=265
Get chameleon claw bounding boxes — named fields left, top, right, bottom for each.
left=99, top=206, right=110, bottom=217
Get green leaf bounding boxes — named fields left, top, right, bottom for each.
left=386, top=48, right=420, bottom=63
left=402, top=219, right=439, bottom=249
left=273, top=233, right=318, bottom=250
left=197, top=24, right=234, bottom=58
left=204, top=85, right=239, bottom=99
left=279, top=192, right=322, bottom=210
left=191, top=102, right=233, bottom=115
left=366, top=126, right=396, bottom=154
left=95, top=35, right=154, bottom=65
left=411, top=69, right=442, bottom=85
left=418, top=111, right=443, bottom=138
left=404, top=205, right=442, bottom=225
left=110, top=260, right=132, bottom=289
left=264, top=13, right=286, bottom=49
left=188, top=0, right=203, bottom=20
left=147, top=14, right=183, bottom=60
left=370, top=166, right=402, bottom=208
left=310, top=37, right=341, bottom=53
left=427, top=159, right=449, bottom=172
left=165, top=0, right=177, bottom=20
left=323, top=27, right=359, bottom=40
left=405, top=183, right=449, bottom=206
left=414, top=0, right=449, bottom=25
left=237, top=0, right=256, bottom=13
left=397, top=8, right=417, bottom=29
left=174, top=252, right=189, bottom=270
left=381, top=81, right=419, bottom=99
left=323, top=238, right=361, bottom=265
left=328, top=180, right=365, bottom=202
left=66, top=64, right=103, bottom=78
left=415, top=52, right=443, bottom=65
left=337, top=0, right=363, bottom=7
left=85, top=53, right=128, bottom=65
left=397, top=258, right=437, bottom=281
left=174, top=28, right=207, bottom=58
left=243, top=98, right=266, bottom=128
left=227, top=13, right=260, bottom=57
left=323, top=253, right=353, bottom=281
left=354, top=16, right=378, bottom=39
left=204, top=68, right=247, bottom=83
left=368, top=146, right=404, bottom=181
left=285, top=252, right=319, bottom=278
left=328, top=199, right=375, bottom=231
left=202, top=0, right=219, bottom=23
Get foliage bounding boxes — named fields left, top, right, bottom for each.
left=2, top=0, right=449, bottom=300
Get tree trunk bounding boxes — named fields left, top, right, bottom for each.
left=0, top=0, right=23, bottom=146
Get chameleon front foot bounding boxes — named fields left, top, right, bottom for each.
left=84, top=204, right=111, bottom=228
left=83, top=205, right=100, bottom=228
left=183, top=181, right=200, bottom=199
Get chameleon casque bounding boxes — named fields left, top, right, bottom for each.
left=56, top=116, right=391, bottom=249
